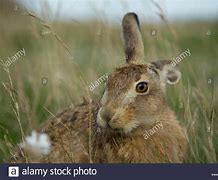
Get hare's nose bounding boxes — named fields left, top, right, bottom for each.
left=101, top=108, right=114, bottom=123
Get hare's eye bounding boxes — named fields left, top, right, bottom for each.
left=136, top=82, right=148, bottom=93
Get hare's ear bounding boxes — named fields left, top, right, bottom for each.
left=122, top=12, right=144, bottom=64
left=151, top=60, right=181, bottom=85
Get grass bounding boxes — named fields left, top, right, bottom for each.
left=0, top=2, right=217, bottom=163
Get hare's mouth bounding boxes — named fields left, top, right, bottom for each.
left=97, top=113, right=123, bottom=133
left=96, top=107, right=140, bottom=134
left=97, top=113, right=139, bottom=135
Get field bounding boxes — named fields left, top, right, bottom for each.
left=0, top=1, right=217, bottom=162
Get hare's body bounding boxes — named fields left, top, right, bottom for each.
left=9, top=12, right=187, bottom=163
left=10, top=100, right=186, bottom=163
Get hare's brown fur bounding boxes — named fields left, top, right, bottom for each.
left=9, top=99, right=186, bottom=163
left=8, top=12, right=187, bottom=163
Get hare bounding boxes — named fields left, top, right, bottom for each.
left=8, top=12, right=187, bottom=163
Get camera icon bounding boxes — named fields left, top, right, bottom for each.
left=8, top=166, right=19, bottom=177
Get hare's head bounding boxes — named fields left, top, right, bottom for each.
left=97, top=13, right=181, bottom=134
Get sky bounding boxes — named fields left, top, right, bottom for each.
left=16, top=0, right=218, bottom=23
